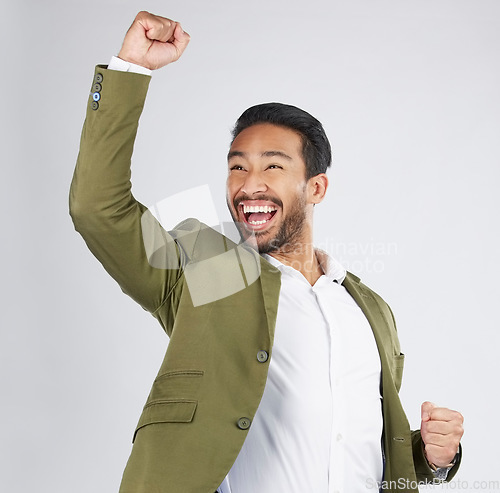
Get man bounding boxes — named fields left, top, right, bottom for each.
left=70, top=11, right=464, bottom=493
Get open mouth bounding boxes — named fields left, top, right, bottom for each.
left=239, top=202, right=279, bottom=230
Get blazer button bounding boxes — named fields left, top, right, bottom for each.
left=94, top=73, right=104, bottom=84
left=92, top=92, right=101, bottom=102
left=237, top=417, right=251, bottom=430
left=256, top=350, right=269, bottom=363
left=92, top=82, right=102, bottom=93
left=91, top=101, right=99, bottom=111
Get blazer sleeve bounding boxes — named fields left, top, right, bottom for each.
left=69, top=66, right=186, bottom=316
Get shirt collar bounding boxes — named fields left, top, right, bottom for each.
left=262, top=249, right=346, bottom=284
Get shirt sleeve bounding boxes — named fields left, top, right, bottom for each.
left=107, top=55, right=153, bottom=76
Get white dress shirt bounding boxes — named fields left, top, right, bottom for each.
left=220, top=250, right=383, bottom=493
left=107, top=55, right=152, bottom=75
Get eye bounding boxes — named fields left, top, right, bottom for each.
left=229, top=165, right=246, bottom=171
left=267, top=164, right=283, bottom=170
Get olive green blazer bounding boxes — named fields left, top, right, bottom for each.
left=70, top=67, right=460, bottom=493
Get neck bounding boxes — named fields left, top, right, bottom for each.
left=267, top=240, right=323, bottom=286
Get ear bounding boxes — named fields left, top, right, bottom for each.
left=307, top=173, right=328, bottom=204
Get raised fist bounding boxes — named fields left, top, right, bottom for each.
left=118, top=11, right=190, bottom=70
left=420, top=401, right=463, bottom=468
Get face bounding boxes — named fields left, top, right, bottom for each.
left=226, top=123, right=321, bottom=254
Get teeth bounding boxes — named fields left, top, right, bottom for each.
left=242, top=204, right=278, bottom=214
left=248, top=219, right=268, bottom=225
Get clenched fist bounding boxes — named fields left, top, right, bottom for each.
left=118, top=11, right=190, bottom=70
left=420, top=401, right=464, bottom=468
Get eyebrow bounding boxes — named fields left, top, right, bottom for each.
left=227, top=150, right=293, bottom=161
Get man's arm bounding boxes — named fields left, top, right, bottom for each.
left=69, top=12, right=191, bottom=317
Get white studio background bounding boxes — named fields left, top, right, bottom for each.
left=1, top=0, right=498, bottom=491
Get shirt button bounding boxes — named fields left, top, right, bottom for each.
left=256, top=350, right=269, bottom=363
left=237, top=417, right=251, bottom=430
left=336, top=433, right=343, bottom=442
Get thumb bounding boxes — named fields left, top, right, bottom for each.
left=171, top=23, right=191, bottom=55
left=421, top=401, right=436, bottom=422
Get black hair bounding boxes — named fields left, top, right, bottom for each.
left=231, top=102, right=332, bottom=180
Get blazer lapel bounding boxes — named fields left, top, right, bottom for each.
left=257, top=256, right=282, bottom=345
left=232, top=242, right=281, bottom=344
left=342, top=272, right=393, bottom=385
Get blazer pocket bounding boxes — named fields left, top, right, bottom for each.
left=133, top=400, right=198, bottom=443
left=148, top=369, right=204, bottom=402
left=392, top=353, right=405, bottom=393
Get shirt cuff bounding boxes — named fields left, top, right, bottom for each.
left=107, top=56, right=152, bottom=76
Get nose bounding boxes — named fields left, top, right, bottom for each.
left=240, top=170, right=267, bottom=196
